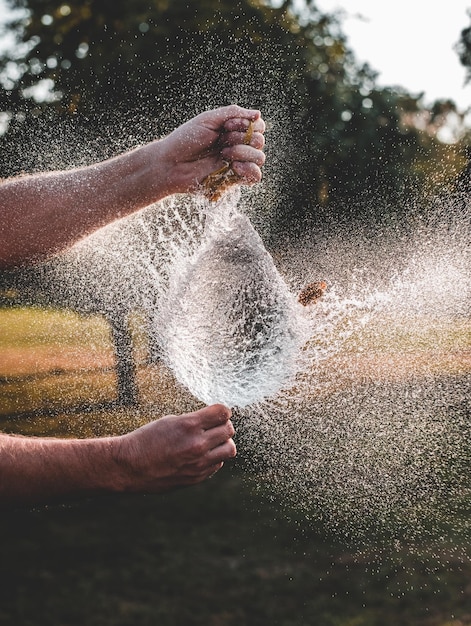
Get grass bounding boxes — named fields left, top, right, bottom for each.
left=0, top=306, right=118, bottom=419
left=0, top=306, right=112, bottom=350
left=2, top=476, right=471, bottom=626
left=0, top=306, right=471, bottom=625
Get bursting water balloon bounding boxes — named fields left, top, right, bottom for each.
left=158, top=198, right=310, bottom=407
left=50, top=152, right=471, bottom=547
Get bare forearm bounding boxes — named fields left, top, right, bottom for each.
left=0, top=406, right=236, bottom=507
left=0, top=433, right=125, bottom=507
left=0, top=141, right=169, bottom=267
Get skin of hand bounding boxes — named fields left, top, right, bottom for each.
left=155, top=104, right=266, bottom=196
left=114, top=404, right=236, bottom=493
left=0, top=404, right=236, bottom=507
left=0, top=106, right=253, bottom=506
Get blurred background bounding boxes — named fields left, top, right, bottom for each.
left=1, top=1, right=471, bottom=624
left=2, top=0, right=471, bottom=232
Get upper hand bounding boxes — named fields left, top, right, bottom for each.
left=158, top=105, right=266, bottom=195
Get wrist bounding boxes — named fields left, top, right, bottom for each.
left=87, top=435, right=130, bottom=495
left=104, top=433, right=140, bottom=494
left=150, top=135, right=185, bottom=196
left=90, top=140, right=174, bottom=215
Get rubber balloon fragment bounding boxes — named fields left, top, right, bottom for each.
left=159, top=210, right=311, bottom=407
left=298, top=281, right=327, bottom=306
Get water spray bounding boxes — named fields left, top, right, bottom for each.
left=41, top=114, right=471, bottom=549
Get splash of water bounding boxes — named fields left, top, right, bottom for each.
left=155, top=189, right=311, bottom=407
left=235, top=212, right=471, bottom=545
left=49, top=181, right=471, bottom=549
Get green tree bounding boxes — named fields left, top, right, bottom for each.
left=457, top=12, right=471, bottom=83
left=0, top=0, right=462, bottom=230
left=0, top=0, right=357, bottom=222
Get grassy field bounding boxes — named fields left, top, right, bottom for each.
left=1, top=306, right=471, bottom=626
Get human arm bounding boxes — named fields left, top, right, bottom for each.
left=0, top=105, right=265, bottom=268
left=0, top=404, right=236, bottom=507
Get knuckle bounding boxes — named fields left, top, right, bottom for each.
left=228, top=440, right=237, bottom=458
left=182, top=415, right=198, bottom=433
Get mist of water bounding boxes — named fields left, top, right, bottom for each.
left=234, top=201, right=471, bottom=546
left=32, top=127, right=470, bottom=550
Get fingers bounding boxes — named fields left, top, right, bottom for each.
left=220, top=143, right=265, bottom=185
left=204, top=419, right=237, bottom=466
left=207, top=439, right=237, bottom=465
left=230, top=162, right=263, bottom=184
left=206, top=462, right=224, bottom=477
left=223, top=116, right=265, bottom=134
left=222, top=144, right=266, bottom=167
left=190, top=405, right=237, bottom=464
left=205, top=420, right=236, bottom=450
left=217, top=127, right=265, bottom=186
left=221, top=130, right=265, bottom=150
left=192, top=107, right=265, bottom=191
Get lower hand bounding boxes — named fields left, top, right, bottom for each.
left=114, top=404, right=236, bottom=493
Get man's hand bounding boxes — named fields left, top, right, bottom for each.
left=0, top=404, right=236, bottom=507
left=158, top=104, right=266, bottom=195
left=114, top=404, right=237, bottom=493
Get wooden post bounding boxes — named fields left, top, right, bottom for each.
left=109, top=311, right=139, bottom=406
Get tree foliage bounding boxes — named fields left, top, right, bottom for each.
left=457, top=13, right=471, bottom=84
left=0, top=0, right=466, bottom=230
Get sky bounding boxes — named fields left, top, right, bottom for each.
left=315, top=0, right=471, bottom=111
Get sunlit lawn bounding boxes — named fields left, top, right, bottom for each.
left=0, top=306, right=471, bottom=626
left=1, top=306, right=470, bottom=424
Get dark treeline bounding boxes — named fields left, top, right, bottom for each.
left=0, top=0, right=469, bottom=236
